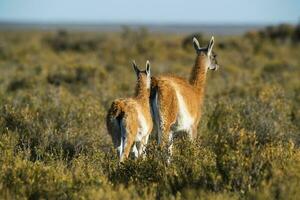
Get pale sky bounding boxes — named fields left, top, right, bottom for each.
left=0, top=0, right=299, bottom=24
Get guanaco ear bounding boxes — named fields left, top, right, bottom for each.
left=193, top=37, right=201, bottom=51
left=145, top=60, right=151, bottom=76
left=132, top=60, right=140, bottom=75
left=207, top=36, right=215, bottom=55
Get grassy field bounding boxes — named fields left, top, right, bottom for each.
left=0, top=25, right=300, bottom=199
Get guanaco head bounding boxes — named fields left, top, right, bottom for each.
left=193, top=36, right=219, bottom=71
left=132, top=60, right=151, bottom=90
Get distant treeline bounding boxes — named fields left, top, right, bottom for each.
left=245, top=23, right=300, bottom=43
left=44, top=23, right=300, bottom=54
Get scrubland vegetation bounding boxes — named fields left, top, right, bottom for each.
left=0, top=24, right=300, bottom=199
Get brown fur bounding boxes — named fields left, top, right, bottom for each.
left=151, top=47, right=216, bottom=147
left=106, top=63, right=153, bottom=162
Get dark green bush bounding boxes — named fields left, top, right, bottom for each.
left=45, top=30, right=102, bottom=52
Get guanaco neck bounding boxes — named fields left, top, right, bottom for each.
left=135, top=77, right=150, bottom=105
left=189, top=53, right=208, bottom=99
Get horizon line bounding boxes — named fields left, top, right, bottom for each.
left=0, top=19, right=298, bottom=27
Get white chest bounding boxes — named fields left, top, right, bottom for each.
left=173, top=90, right=194, bottom=132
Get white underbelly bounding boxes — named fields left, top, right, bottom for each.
left=172, top=90, right=194, bottom=132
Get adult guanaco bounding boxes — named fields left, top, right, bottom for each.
left=151, top=37, right=219, bottom=154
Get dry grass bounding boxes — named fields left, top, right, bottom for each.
left=0, top=25, right=300, bottom=199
